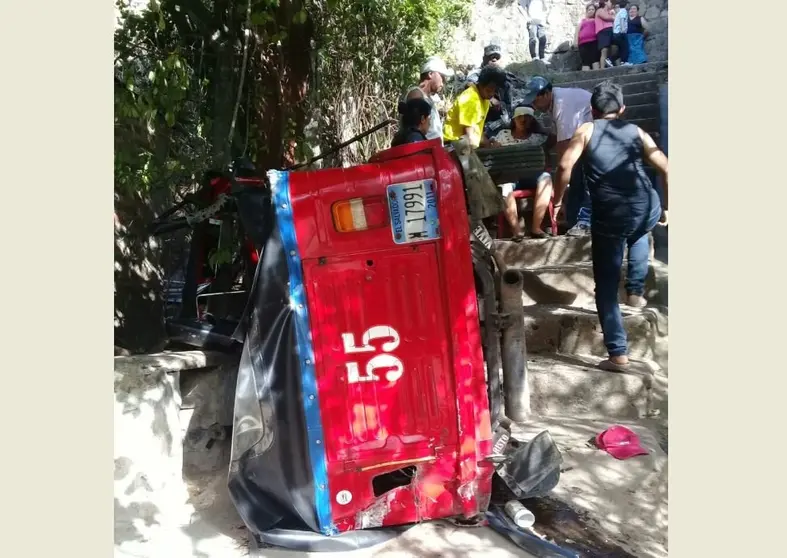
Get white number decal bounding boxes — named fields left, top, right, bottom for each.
left=342, top=325, right=404, bottom=384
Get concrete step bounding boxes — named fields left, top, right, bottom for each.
left=551, top=77, right=662, bottom=102
left=522, top=304, right=667, bottom=367
left=553, top=72, right=666, bottom=95
left=493, top=235, right=655, bottom=269
left=524, top=354, right=656, bottom=420
left=621, top=91, right=659, bottom=107
left=548, top=62, right=668, bottom=85
left=517, top=261, right=668, bottom=307
left=619, top=79, right=661, bottom=96
left=621, top=103, right=659, bottom=121
left=628, top=116, right=659, bottom=134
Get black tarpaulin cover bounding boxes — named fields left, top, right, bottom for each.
left=227, top=173, right=405, bottom=551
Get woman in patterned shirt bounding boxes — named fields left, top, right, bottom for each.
left=491, top=106, right=555, bottom=239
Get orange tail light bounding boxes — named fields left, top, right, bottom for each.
left=331, top=197, right=388, bottom=233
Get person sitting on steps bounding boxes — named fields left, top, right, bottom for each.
left=522, top=75, right=593, bottom=237
left=489, top=106, right=555, bottom=240
left=553, top=81, right=668, bottom=373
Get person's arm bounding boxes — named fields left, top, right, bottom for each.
left=641, top=18, right=650, bottom=37
left=638, top=127, right=668, bottom=222
left=553, top=122, right=593, bottom=209
left=598, top=8, right=615, bottom=22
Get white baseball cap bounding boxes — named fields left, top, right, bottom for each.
left=513, top=106, right=536, bottom=119
left=421, top=56, right=454, bottom=77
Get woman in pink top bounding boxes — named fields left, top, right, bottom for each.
left=595, top=0, right=616, bottom=68
left=576, top=4, right=599, bottom=71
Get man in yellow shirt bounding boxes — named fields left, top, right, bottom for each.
left=444, top=66, right=507, bottom=148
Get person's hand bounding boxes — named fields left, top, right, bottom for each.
left=658, top=209, right=668, bottom=226
left=489, top=140, right=501, bottom=148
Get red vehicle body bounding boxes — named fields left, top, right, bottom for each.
left=278, top=138, right=495, bottom=530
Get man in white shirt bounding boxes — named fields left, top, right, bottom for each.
left=403, top=56, right=454, bottom=145
left=519, top=0, right=550, bottom=61
left=522, top=76, right=593, bottom=236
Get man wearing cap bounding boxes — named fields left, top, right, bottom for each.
left=466, top=43, right=504, bottom=85
left=403, top=56, right=454, bottom=145
left=522, top=76, right=593, bottom=236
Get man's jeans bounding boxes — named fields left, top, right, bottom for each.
left=591, top=197, right=662, bottom=357
left=564, top=164, right=592, bottom=228
left=528, top=22, right=547, bottom=60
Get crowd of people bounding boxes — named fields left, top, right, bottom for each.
left=577, top=1, right=650, bottom=71
left=389, top=35, right=668, bottom=372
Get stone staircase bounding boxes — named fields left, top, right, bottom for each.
left=549, top=61, right=668, bottom=143
left=495, top=234, right=669, bottom=425
left=496, top=232, right=669, bottom=556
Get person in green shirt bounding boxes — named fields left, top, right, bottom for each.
left=443, top=65, right=507, bottom=148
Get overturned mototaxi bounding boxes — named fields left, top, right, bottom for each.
left=227, top=138, right=562, bottom=551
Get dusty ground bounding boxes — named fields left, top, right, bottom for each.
left=115, top=361, right=667, bottom=558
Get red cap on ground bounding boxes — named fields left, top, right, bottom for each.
left=595, top=425, right=649, bottom=460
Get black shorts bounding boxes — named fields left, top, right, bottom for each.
left=597, top=28, right=613, bottom=49
left=578, top=41, right=598, bottom=66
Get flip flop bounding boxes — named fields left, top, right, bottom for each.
left=511, top=233, right=526, bottom=243
left=598, top=359, right=631, bottom=373
left=529, top=230, right=551, bottom=239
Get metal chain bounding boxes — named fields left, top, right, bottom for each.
left=184, top=193, right=230, bottom=225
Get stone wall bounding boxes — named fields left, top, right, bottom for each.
left=447, top=0, right=668, bottom=71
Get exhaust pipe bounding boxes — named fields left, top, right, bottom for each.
left=500, top=269, right=530, bottom=422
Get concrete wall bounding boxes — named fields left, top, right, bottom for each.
left=448, top=0, right=668, bottom=69
left=114, top=352, right=246, bottom=557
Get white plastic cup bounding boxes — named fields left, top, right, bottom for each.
left=504, top=499, right=536, bottom=529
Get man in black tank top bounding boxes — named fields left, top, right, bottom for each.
left=553, top=81, right=668, bottom=372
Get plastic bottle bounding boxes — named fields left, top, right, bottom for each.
left=504, top=499, right=536, bottom=529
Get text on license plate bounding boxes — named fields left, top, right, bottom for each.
left=387, top=179, right=440, bottom=245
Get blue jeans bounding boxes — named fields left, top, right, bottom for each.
left=591, top=197, right=661, bottom=357
left=565, top=164, right=592, bottom=228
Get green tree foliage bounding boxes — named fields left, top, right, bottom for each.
left=114, top=0, right=470, bottom=351
left=312, top=0, right=471, bottom=164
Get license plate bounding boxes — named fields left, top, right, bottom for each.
left=387, top=179, right=440, bottom=245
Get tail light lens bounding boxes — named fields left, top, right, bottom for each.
left=331, top=197, right=388, bottom=233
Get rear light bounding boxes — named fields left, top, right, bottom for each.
left=331, top=197, right=388, bottom=233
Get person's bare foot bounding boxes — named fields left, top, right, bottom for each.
left=609, top=355, right=629, bottom=365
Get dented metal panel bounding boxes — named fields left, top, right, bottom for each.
left=282, top=138, right=494, bottom=533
